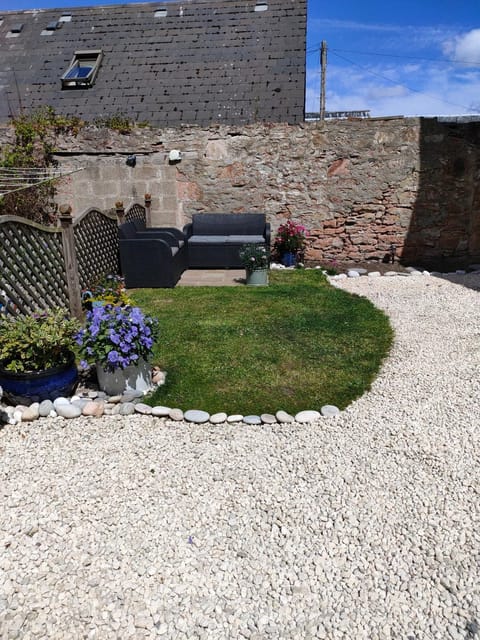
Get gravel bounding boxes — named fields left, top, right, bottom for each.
left=1, top=272, right=479, bottom=639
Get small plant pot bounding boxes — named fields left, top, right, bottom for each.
left=281, top=252, right=296, bottom=267
left=0, top=352, right=78, bottom=404
left=96, top=358, right=152, bottom=396
left=245, top=268, right=269, bottom=286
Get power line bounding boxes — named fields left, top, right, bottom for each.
left=307, top=44, right=480, bottom=67
left=332, top=47, right=480, bottom=67
left=326, top=49, right=480, bottom=114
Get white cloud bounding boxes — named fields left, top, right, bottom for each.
left=366, top=85, right=409, bottom=100
left=306, top=20, right=480, bottom=117
left=311, top=18, right=402, bottom=33
left=305, top=58, right=480, bottom=117
left=444, top=28, right=480, bottom=65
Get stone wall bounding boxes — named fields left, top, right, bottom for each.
left=1, top=117, right=479, bottom=268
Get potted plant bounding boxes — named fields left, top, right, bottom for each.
left=76, top=304, right=159, bottom=395
left=81, top=274, right=131, bottom=311
left=272, top=220, right=308, bottom=266
left=0, top=308, right=80, bottom=404
left=239, top=243, right=270, bottom=286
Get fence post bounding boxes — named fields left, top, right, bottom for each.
left=116, top=201, right=125, bottom=226
left=144, top=193, right=152, bottom=227
left=59, top=204, right=83, bottom=320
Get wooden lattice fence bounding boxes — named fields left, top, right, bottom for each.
left=74, top=208, right=119, bottom=291
left=0, top=216, right=68, bottom=315
left=0, top=202, right=145, bottom=317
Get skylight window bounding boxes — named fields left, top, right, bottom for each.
left=7, top=23, right=23, bottom=37
left=254, top=2, right=268, bottom=11
left=59, top=14, right=72, bottom=22
left=154, top=8, right=168, bottom=17
left=42, top=20, right=61, bottom=35
left=61, top=50, right=103, bottom=88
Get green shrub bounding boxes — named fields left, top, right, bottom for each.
left=0, top=107, right=84, bottom=224
left=0, top=308, right=80, bottom=373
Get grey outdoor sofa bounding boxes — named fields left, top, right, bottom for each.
left=183, top=213, right=270, bottom=268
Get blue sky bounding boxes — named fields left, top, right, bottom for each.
left=307, top=0, right=480, bottom=116
left=1, top=0, right=479, bottom=117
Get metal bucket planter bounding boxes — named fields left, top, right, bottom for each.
left=96, top=357, right=152, bottom=396
left=245, top=268, right=269, bottom=286
left=0, top=351, right=78, bottom=404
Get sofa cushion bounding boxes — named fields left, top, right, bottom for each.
left=188, top=235, right=228, bottom=244
left=225, top=235, right=266, bottom=244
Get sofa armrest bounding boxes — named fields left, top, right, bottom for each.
left=119, top=237, right=176, bottom=256
left=264, top=223, right=271, bottom=247
left=144, top=226, right=186, bottom=242
left=157, top=227, right=185, bottom=242
left=183, top=223, right=193, bottom=239
left=136, top=231, right=179, bottom=246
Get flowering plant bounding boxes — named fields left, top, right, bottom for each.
left=82, top=274, right=131, bottom=309
left=76, top=305, right=159, bottom=372
left=273, top=220, right=308, bottom=256
left=239, top=244, right=269, bottom=271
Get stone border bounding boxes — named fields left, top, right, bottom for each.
left=0, top=385, right=341, bottom=427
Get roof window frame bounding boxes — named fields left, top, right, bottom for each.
left=61, top=49, right=103, bottom=89
left=46, top=20, right=60, bottom=31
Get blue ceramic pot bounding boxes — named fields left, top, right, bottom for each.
left=281, top=252, right=296, bottom=267
left=0, top=351, right=78, bottom=404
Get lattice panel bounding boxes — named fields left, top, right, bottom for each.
left=74, top=209, right=120, bottom=290
left=0, top=203, right=145, bottom=318
left=125, top=203, right=146, bottom=224
left=0, top=217, right=68, bottom=316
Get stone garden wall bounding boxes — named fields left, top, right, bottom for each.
left=1, top=117, right=479, bottom=268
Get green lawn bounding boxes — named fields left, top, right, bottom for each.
left=131, top=270, right=393, bottom=415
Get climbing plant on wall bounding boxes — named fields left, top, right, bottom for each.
left=0, top=107, right=84, bottom=225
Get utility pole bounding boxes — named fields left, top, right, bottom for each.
left=320, top=40, right=327, bottom=121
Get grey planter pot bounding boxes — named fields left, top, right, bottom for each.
left=96, top=357, right=152, bottom=396
left=245, top=268, right=269, bottom=286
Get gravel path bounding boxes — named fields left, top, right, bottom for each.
left=1, top=273, right=479, bottom=639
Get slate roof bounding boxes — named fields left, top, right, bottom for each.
left=0, top=0, right=306, bottom=126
